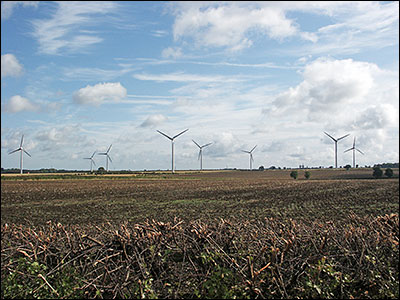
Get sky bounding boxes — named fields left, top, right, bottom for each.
left=1, top=1, right=399, bottom=171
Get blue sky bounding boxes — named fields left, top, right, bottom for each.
left=1, top=1, right=399, bottom=171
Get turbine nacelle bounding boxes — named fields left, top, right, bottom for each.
left=8, top=135, right=31, bottom=174
left=157, top=129, right=189, bottom=173
left=324, top=132, right=349, bottom=168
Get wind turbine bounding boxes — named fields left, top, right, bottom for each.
left=84, top=151, right=97, bottom=172
left=98, top=144, right=112, bottom=172
left=344, top=137, right=364, bottom=168
left=324, top=132, right=350, bottom=168
left=241, top=145, right=257, bottom=170
left=8, top=135, right=31, bottom=174
left=157, top=129, right=189, bottom=173
left=192, top=140, right=212, bottom=171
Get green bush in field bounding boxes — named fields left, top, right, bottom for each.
left=304, top=171, right=311, bottom=179
left=385, top=168, right=394, bottom=178
left=372, top=166, right=383, bottom=179
left=290, top=170, right=298, bottom=179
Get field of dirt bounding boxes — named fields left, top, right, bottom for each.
left=1, top=169, right=398, bottom=226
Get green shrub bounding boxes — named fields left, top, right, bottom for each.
left=385, top=168, right=394, bottom=178
left=304, top=171, right=311, bottom=179
left=290, top=170, right=298, bottom=179
left=372, top=166, right=383, bottom=179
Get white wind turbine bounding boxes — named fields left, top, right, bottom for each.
left=157, top=129, right=189, bottom=173
left=324, top=132, right=350, bottom=168
left=242, top=145, right=257, bottom=170
left=98, top=144, right=112, bottom=172
left=192, top=140, right=212, bottom=171
left=84, top=151, right=97, bottom=172
left=344, top=137, right=364, bottom=168
left=8, top=135, right=31, bottom=174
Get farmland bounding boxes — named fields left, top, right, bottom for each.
left=1, top=168, right=398, bottom=226
left=1, top=168, right=399, bottom=299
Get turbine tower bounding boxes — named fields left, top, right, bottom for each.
left=324, top=132, right=349, bottom=168
left=241, top=145, right=257, bottom=170
left=344, top=137, right=364, bottom=168
left=84, top=151, right=97, bottom=172
left=8, top=135, right=31, bottom=174
left=98, top=144, right=112, bottom=172
left=192, top=140, right=212, bottom=171
left=157, top=129, right=189, bottom=173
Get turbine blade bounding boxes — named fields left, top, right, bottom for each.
left=107, top=155, right=112, bottom=163
left=107, top=144, right=112, bottom=153
left=353, top=137, right=356, bottom=148
left=173, top=128, right=189, bottom=139
left=251, top=154, right=254, bottom=162
left=91, top=151, right=97, bottom=158
left=20, top=135, right=24, bottom=147
left=337, top=133, right=350, bottom=141
left=324, top=131, right=336, bottom=141
left=8, top=148, right=21, bottom=155
left=92, top=159, right=96, bottom=166
left=356, top=148, right=364, bottom=155
left=97, top=152, right=106, bottom=155
left=241, top=150, right=250, bottom=153
left=202, top=142, right=212, bottom=148
left=343, top=148, right=352, bottom=153
left=157, top=130, right=173, bottom=140
left=23, top=149, right=31, bottom=157
left=250, top=145, right=257, bottom=153
left=192, top=139, right=201, bottom=148
left=198, top=150, right=201, bottom=160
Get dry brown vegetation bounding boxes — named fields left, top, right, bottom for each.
left=1, top=169, right=399, bottom=298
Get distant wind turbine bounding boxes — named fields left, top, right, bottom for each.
left=157, top=129, right=189, bottom=173
left=324, top=132, right=350, bottom=168
left=344, top=137, right=364, bottom=168
left=242, top=145, right=257, bottom=170
left=192, top=140, right=212, bottom=171
left=98, top=144, right=112, bottom=172
left=8, top=135, right=31, bottom=174
left=84, top=151, right=97, bottom=172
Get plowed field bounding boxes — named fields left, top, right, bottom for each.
left=2, top=169, right=398, bottom=226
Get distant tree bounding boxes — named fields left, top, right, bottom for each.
left=269, top=166, right=276, bottom=170
left=372, top=166, right=383, bottom=179
left=344, top=164, right=351, bottom=171
left=290, top=170, right=298, bottom=179
left=304, top=171, right=311, bottom=179
left=97, top=167, right=106, bottom=174
left=384, top=168, right=394, bottom=178
left=258, top=166, right=265, bottom=171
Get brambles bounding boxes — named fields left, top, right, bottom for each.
left=1, top=214, right=398, bottom=299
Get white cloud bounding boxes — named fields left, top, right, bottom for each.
left=3, top=95, right=39, bottom=113
left=1, top=54, right=23, bottom=77
left=140, top=114, right=168, bottom=128
left=31, top=1, right=117, bottom=55
left=266, top=58, right=379, bottom=123
left=161, top=47, right=183, bottom=59
left=133, top=72, right=243, bottom=83
left=170, top=2, right=314, bottom=51
left=73, top=82, right=127, bottom=106
left=1, top=1, right=38, bottom=20
left=352, top=104, right=398, bottom=130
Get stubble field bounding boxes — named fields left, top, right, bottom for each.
left=1, top=168, right=398, bottom=226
